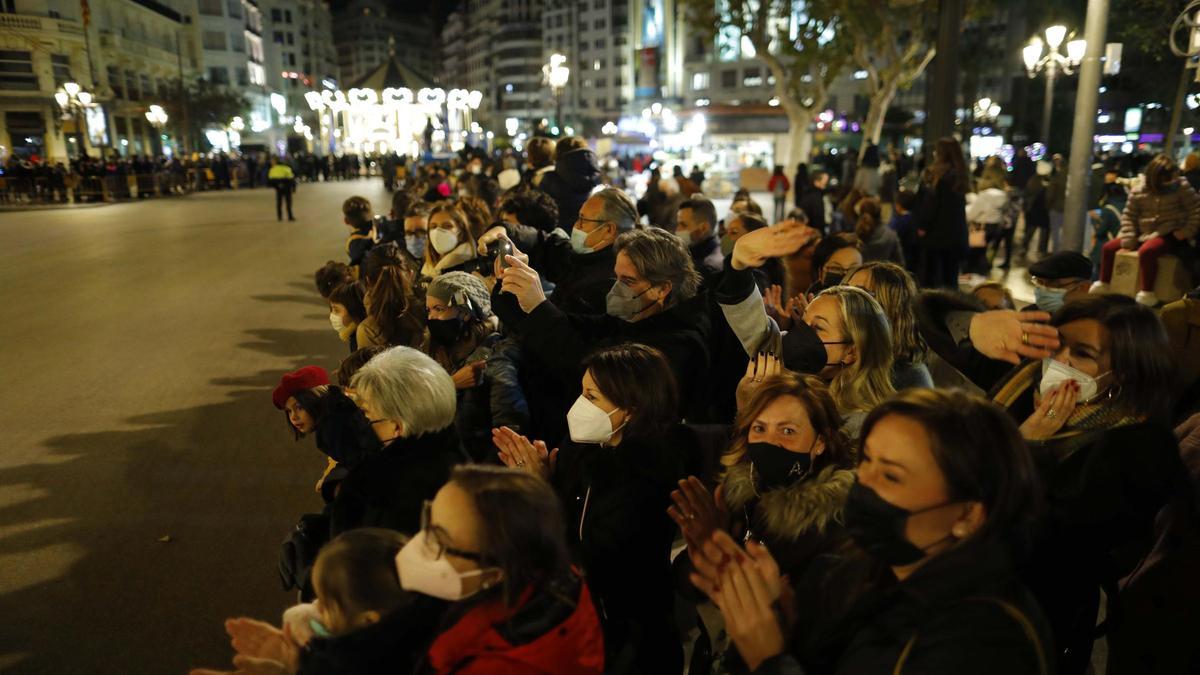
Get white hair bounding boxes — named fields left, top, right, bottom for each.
left=351, top=346, right=456, bottom=436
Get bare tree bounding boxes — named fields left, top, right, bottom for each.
left=680, top=0, right=851, bottom=171
left=839, top=0, right=937, bottom=161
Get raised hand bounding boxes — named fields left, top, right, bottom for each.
left=763, top=285, right=792, bottom=331
left=731, top=220, right=819, bottom=271
left=497, top=255, right=546, bottom=313
left=969, top=309, right=1060, bottom=365
left=736, top=352, right=783, bottom=412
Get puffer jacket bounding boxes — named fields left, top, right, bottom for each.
left=1119, top=178, right=1200, bottom=245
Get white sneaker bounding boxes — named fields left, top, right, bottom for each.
left=1135, top=290, right=1159, bottom=306
left=1089, top=281, right=1110, bottom=294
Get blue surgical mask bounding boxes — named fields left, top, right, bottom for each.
left=1034, top=286, right=1067, bottom=314
left=405, top=233, right=426, bottom=259
left=570, top=227, right=596, bottom=254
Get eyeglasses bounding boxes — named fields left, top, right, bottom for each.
left=575, top=215, right=608, bottom=230
left=420, top=500, right=487, bottom=562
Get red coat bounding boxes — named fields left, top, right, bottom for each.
left=426, top=578, right=604, bottom=675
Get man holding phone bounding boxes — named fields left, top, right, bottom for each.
left=478, top=187, right=637, bottom=316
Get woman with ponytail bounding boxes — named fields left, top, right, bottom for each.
left=854, top=196, right=903, bottom=265
left=358, top=243, right=426, bottom=348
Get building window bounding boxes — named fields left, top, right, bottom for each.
left=743, top=67, right=763, bottom=87
left=273, top=31, right=283, bottom=43
left=594, top=38, right=605, bottom=49
left=284, top=9, right=292, bottom=23
left=596, top=78, right=607, bottom=87
left=692, top=71, right=709, bottom=90
left=226, top=0, right=241, bottom=18
left=50, top=53, right=72, bottom=85
left=286, top=32, right=294, bottom=45
left=287, top=52, right=297, bottom=66
left=236, top=68, right=249, bottom=87
left=140, top=74, right=152, bottom=99
left=126, top=71, right=139, bottom=99
left=231, top=32, right=245, bottom=52
left=199, top=0, right=222, bottom=16
left=0, top=49, right=36, bottom=90
left=202, top=30, right=228, bottom=50
left=106, top=65, right=123, bottom=97
left=208, top=66, right=229, bottom=85
left=271, top=8, right=281, bottom=21
left=721, top=69, right=736, bottom=88
left=614, top=35, right=627, bottom=46
left=594, top=19, right=606, bottom=29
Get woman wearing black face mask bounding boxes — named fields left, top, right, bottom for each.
left=423, top=272, right=503, bottom=462
left=807, top=232, right=863, bottom=297
left=670, top=372, right=854, bottom=581
left=687, top=389, right=1053, bottom=675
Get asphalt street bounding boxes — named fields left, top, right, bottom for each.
left=0, top=179, right=394, bottom=673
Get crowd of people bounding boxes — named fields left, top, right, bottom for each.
left=190, top=133, right=1200, bottom=675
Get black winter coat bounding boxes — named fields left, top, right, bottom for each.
left=915, top=172, right=968, bottom=252
left=799, top=186, right=828, bottom=234
left=761, top=541, right=1053, bottom=675
left=539, top=148, right=602, bottom=230
left=497, top=292, right=712, bottom=421
left=689, top=235, right=725, bottom=288
left=500, top=221, right=617, bottom=317
left=329, top=426, right=466, bottom=538
left=552, top=425, right=702, bottom=674
left=315, top=387, right=381, bottom=469
left=297, top=594, right=446, bottom=675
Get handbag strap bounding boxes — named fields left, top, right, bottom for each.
left=891, top=598, right=1048, bottom=675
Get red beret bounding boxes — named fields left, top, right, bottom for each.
left=273, top=366, right=330, bottom=409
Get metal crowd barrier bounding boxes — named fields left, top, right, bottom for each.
left=0, top=172, right=201, bottom=204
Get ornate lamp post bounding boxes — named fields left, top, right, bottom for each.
left=543, top=53, right=570, bottom=134
left=54, top=81, right=93, bottom=158
left=1023, top=26, right=1087, bottom=146
left=144, top=104, right=169, bottom=154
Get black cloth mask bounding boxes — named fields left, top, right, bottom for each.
left=843, top=481, right=954, bottom=567
left=427, top=316, right=465, bottom=345
left=781, top=319, right=828, bottom=375
left=747, top=442, right=812, bottom=491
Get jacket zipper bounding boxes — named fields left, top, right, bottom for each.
left=578, top=485, right=592, bottom=542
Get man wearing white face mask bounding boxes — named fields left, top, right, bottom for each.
left=478, top=188, right=631, bottom=315
left=494, top=344, right=700, bottom=674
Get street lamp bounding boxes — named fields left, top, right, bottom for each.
left=54, top=81, right=93, bottom=159
left=145, top=104, right=169, bottom=155
left=973, top=97, right=1002, bottom=124
left=543, top=53, right=570, bottom=135
left=1024, top=25, right=1087, bottom=146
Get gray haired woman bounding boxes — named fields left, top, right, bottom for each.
left=329, top=346, right=468, bottom=538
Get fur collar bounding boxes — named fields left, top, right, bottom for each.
left=722, top=462, right=854, bottom=541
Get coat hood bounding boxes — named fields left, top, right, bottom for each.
left=553, top=147, right=602, bottom=191
left=722, top=463, right=854, bottom=540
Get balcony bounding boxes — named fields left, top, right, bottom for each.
left=98, top=31, right=177, bottom=65
left=0, top=13, right=85, bottom=37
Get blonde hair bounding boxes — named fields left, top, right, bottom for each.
left=844, top=262, right=928, bottom=364
left=819, top=286, right=896, bottom=413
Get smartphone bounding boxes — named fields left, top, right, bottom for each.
left=488, top=238, right=513, bottom=269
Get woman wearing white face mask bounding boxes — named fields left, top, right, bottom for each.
left=398, top=465, right=605, bottom=674
left=989, top=294, right=1190, bottom=675
left=493, top=343, right=701, bottom=675
left=421, top=203, right=478, bottom=280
